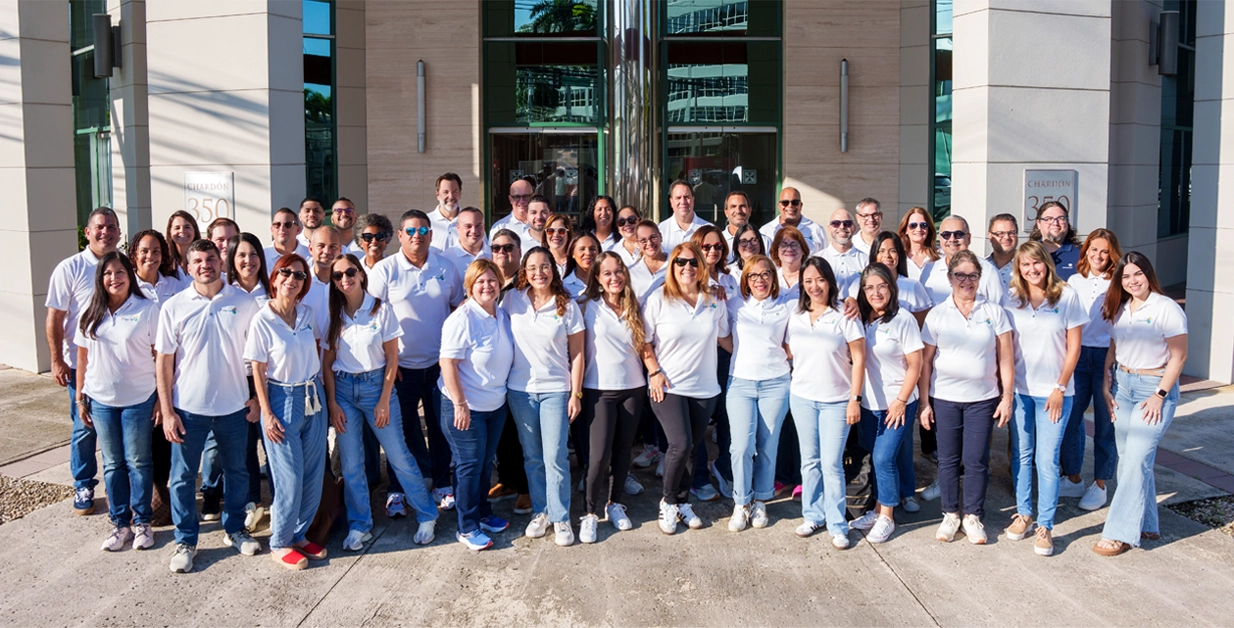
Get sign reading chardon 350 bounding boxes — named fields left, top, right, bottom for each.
left=1023, top=169, right=1077, bottom=226
left=184, top=172, right=235, bottom=227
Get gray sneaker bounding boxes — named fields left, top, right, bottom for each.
left=224, top=530, right=261, bottom=556
left=132, top=523, right=154, bottom=550
left=101, top=524, right=132, bottom=552
left=169, top=543, right=196, bottom=573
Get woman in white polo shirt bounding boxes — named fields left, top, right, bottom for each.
left=628, top=220, right=668, bottom=303
left=771, top=225, right=808, bottom=300
left=1002, top=242, right=1087, bottom=557
left=786, top=257, right=865, bottom=548
left=725, top=254, right=792, bottom=532
left=918, top=250, right=1015, bottom=546
left=642, top=242, right=732, bottom=534
left=690, top=226, right=738, bottom=501
left=562, top=232, right=600, bottom=298
left=129, top=230, right=184, bottom=304
left=439, top=259, right=516, bottom=552
left=541, top=214, right=573, bottom=278
left=1093, top=251, right=1187, bottom=557
left=502, top=246, right=585, bottom=548
left=577, top=252, right=647, bottom=543
left=245, top=254, right=327, bottom=570
left=322, top=253, right=437, bottom=552
left=613, top=205, right=643, bottom=266
left=75, top=252, right=160, bottom=552
left=869, top=231, right=933, bottom=326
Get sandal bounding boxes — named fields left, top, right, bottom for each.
left=1141, top=531, right=1161, bottom=541
left=295, top=541, right=328, bottom=560
left=1092, top=538, right=1130, bottom=557
left=272, top=548, right=308, bottom=570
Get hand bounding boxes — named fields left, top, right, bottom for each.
left=163, top=408, right=186, bottom=443
left=568, top=395, right=581, bottom=423
left=649, top=373, right=671, bottom=403
left=1139, top=394, right=1165, bottom=425
left=713, top=286, right=728, bottom=302
left=263, top=410, right=285, bottom=444
left=374, top=396, right=391, bottom=429
left=77, top=399, right=93, bottom=429
left=244, top=398, right=260, bottom=423
left=51, top=359, right=70, bottom=387
left=842, top=297, right=860, bottom=321
left=453, top=402, right=471, bottom=431
left=885, top=399, right=907, bottom=429
left=1046, top=389, right=1064, bottom=423
left=846, top=400, right=861, bottom=425
left=1104, top=387, right=1118, bottom=418
left=918, top=403, right=934, bottom=431
left=993, top=394, right=1014, bottom=428
left=329, top=401, right=347, bottom=433
left=152, top=404, right=162, bottom=427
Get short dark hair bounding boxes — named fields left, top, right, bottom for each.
left=273, top=207, right=298, bottom=221
left=206, top=217, right=239, bottom=239
left=436, top=172, right=463, bottom=191
left=87, top=206, right=118, bottom=226
left=300, top=197, right=324, bottom=210
left=333, top=197, right=354, bottom=207
left=187, top=239, right=219, bottom=256
left=529, top=194, right=550, bottom=208
left=988, top=213, right=1018, bottom=231
left=399, top=209, right=430, bottom=227
left=668, top=179, right=693, bottom=197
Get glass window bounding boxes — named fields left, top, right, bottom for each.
left=485, top=0, right=601, bottom=38
left=664, top=0, right=781, bottom=37
left=303, top=0, right=332, bottom=35
left=488, top=132, right=600, bottom=223
left=664, top=132, right=777, bottom=228
left=485, top=41, right=603, bottom=126
left=1158, top=0, right=1195, bottom=237
left=665, top=41, right=778, bottom=125
left=69, top=0, right=111, bottom=227
left=930, top=0, right=953, bottom=221
left=304, top=0, right=336, bottom=205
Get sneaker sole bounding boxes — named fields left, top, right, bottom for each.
left=456, top=534, right=492, bottom=551
left=74, top=506, right=94, bottom=516
left=1005, top=529, right=1031, bottom=541
left=1079, top=501, right=1107, bottom=511
left=1035, top=545, right=1054, bottom=556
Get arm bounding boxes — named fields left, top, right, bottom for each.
left=993, top=331, right=1015, bottom=427
left=156, top=353, right=184, bottom=443
left=74, top=346, right=91, bottom=428
left=1046, top=327, right=1083, bottom=422
left=886, top=349, right=922, bottom=429
left=846, top=339, right=866, bottom=424
left=717, top=334, right=734, bottom=354
left=376, top=339, right=400, bottom=429
left=323, top=350, right=346, bottom=433
left=1103, top=339, right=1119, bottom=415
left=1138, top=335, right=1188, bottom=424
left=917, top=345, right=936, bottom=430
left=252, top=360, right=284, bottom=444
left=641, top=342, right=669, bottom=403
left=567, top=331, right=584, bottom=423
left=46, top=308, right=69, bottom=386
left=439, top=358, right=470, bottom=430
left=912, top=309, right=929, bottom=329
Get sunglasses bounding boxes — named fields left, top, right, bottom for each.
left=510, top=194, right=532, bottom=202
left=673, top=257, right=700, bottom=268
left=272, top=220, right=298, bottom=229
left=615, top=216, right=640, bottom=227
left=779, top=200, right=803, bottom=207
left=360, top=231, right=391, bottom=243
left=333, top=207, right=356, bottom=215
left=939, top=230, right=967, bottom=241
left=404, top=226, right=431, bottom=237
left=331, top=267, right=359, bottom=281
left=277, top=268, right=308, bottom=281
left=700, top=243, right=724, bottom=253
left=546, top=227, right=569, bottom=237
left=907, top=221, right=930, bottom=230
left=492, top=243, right=517, bottom=254
left=830, top=220, right=854, bottom=229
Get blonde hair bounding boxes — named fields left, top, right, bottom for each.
left=1008, top=241, right=1065, bottom=308
left=662, top=242, right=712, bottom=303
left=464, top=258, right=503, bottom=296
left=582, top=251, right=647, bottom=349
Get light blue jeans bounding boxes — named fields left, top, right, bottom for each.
left=507, top=390, right=572, bottom=523
left=263, top=378, right=328, bottom=551
left=863, top=401, right=919, bottom=508
left=727, top=374, right=791, bottom=504
left=790, top=394, right=851, bottom=537
left=1101, top=370, right=1179, bottom=546
left=91, top=394, right=156, bottom=526
left=334, top=369, right=437, bottom=532
left=1010, top=393, right=1072, bottom=530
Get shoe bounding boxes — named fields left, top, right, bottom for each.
left=344, top=529, right=372, bottom=551
left=244, top=502, right=264, bottom=532
left=832, top=533, right=851, bottom=549
left=434, top=487, right=456, bottom=511
left=479, top=515, right=508, bottom=534
left=922, top=478, right=941, bottom=501
left=385, top=493, right=407, bottom=518
left=729, top=504, right=749, bottom=532
left=1005, top=514, right=1034, bottom=541
left=606, top=502, right=633, bottom=531
left=868, top=515, right=896, bottom=543
left=750, top=501, right=769, bottom=529
left=795, top=520, right=823, bottom=538
left=525, top=513, right=550, bottom=539
left=710, top=462, right=733, bottom=499
left=73, top=488, right=95, bottom=516
left=553, top=521, right=574, bottom=547
left=488, top=483, right=517, bottom=502
left=690, top=484, right=719, bottom=502
left=792, top=485, right=802, bottom=502
left=900, top=497, right=921, bottom=513
left=962, top=514, right=987, bottom=545
left=513, top=494, right=533, bottom=515
left=132, top=523, right=154, bottom=550
left=927, top=451, right=939, bottom=465
left=1079, top=482, right=1108, bottom=511
left=414, top=520, right=436, bottom=545
left=655, top=458, right=664, bottom=478
left=224, top=530, right=261, bottom=556
left=1092, top=538, right=1130, bottom=557
left=457, top=530, right=493, bottom=551
left=272, top=547, right=307, bottom=569
left=101, top=524, right=132, bottom=552
left=936, top=512, right=961, bottom=542
left=169, top=543, right=196, bottom=573
left=296, top=541, right=327, bottom=560
left=623, top=474, right=645, bottom=496
left=200, top=492, right=221, bottom=522
left=1034, top=526, right=1054, bottom=556
left=1058, top=476, right=1086, bottom=498
left=658, top=501, right=679, bottom=535
left=678, top=503, right=703, bottom=529
left=632, top=444, right=661, bottom=468
left=579, top=514, right=599, bottom=543
left=851, top=511, right=878, bottom=531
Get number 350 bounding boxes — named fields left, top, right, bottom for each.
left=187, top=198, right=231, bottom=224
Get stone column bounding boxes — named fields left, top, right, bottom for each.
left=336, top=0, right=367, bottom=211
left=107, top=0, right=152, bottom=236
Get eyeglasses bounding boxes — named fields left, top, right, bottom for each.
left=272, top=220, right=298, bottom=229
left=331, top=267, right=359, bottom=281
left=779, top=241, right=802, bottom=251
left=510, top=194, right=532, bottom=202
left=546, top=227, right=569, bottom=237
left=746, top=270, right=773, bottom=282
left=989, top=230, right=1017, bottom=239
left=360, top=231, right=391, bottom=243
left=404, top=226, right=430, bottom=237
left=951, top=272, right=980, bottom=284
left=1037, top=215, right=1068, bottom=224
left=779, top=199, right=803, bottom=207
left=700, top=243, right=724, bottom=253
left=492, top=243, right=517, bottom=254
left=673, top=257, right=699, bottom=268
left=939, top=230, right=967, bottom=241
left=277, top=268, right=308, bottom=281
left=907, top=221, right=929, bottom=231
left=637, top=235, right=662, bottom=245
left=737, top=238, right=760, bottom=249
left=615, top=216, right=640, bottom=227
left=332, top=207, right=356, bottom=215
left=830, top=220, right=854, bottom=229
left=857, top=212, right=882, bottom=221
left=863, top=283, right=891, bottom=294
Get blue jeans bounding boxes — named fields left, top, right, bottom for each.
left=440, top=393, right=505, bottom=535
left=507, top=390, right=571, bottom=523
left=695, top=348, right=734, bottom=487
left=67, top=369, right=98, bottom=490
left=91, top=394, right=156, bottom=526
left=1101, top=370, right=1179, bottom=546
left=1010, top=394, right=1072, bottom=529
left=392, top=365, right=451, bottom=493
left=727, top=374, right=791, bottom=504
left=790, top=394, right=850, bottom=536
left=1062, top=346, right=1116, bottom=480
left=169, top=407, right=249, bottom=545
left=334, top=369, right=437, bottom=532
left=862, top=401, right=919, bottom=509
left=263, top=379, right=328, bottom=551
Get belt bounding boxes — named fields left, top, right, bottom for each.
left=1117, top=363, right=1166, bottom=377
left=269, top=378, right=322, bottom=415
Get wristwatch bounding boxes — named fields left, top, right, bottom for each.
left=1155, top=388, right=1168, bottom=399
left=1053, top=383, right=1066, bottom=393
left=850, top=395, right=862, bottom=403
left=573, top=391, right=583, bottom=400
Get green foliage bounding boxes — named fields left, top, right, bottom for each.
left=520, top=0, right=596, bottom=34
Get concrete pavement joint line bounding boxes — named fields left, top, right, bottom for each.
left=861, top=533, right=943, bottom=628
left=297, top=518, right=395, bottom=628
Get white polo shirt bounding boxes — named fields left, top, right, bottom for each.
left=897, top=276, right=933, bottom=313
left=1111, top=291, right=1188, bottom=370
left=155, top=283, right=259, bottom=416
left=490, top=214, right=540, bottom=251
left=441, top=244, right=490, bottom=281
left=711, top=269, right=740, bottom=300
left=987, top=254, right=1015, bottom=291
left=611, top=240, right=641, bottom=267
left=777, top=270, right=802, bottom=303
left=46, top=247, right=102, bottom=369
left=138, top=273, right=186, bottom=305
left=727, top=293, right=792, bottom=381
left=244, top=303, right=322, bottom=384
left=598, top=233, right=623, bottom=253
left=581, top=298, right=646, bottom=391
left=786, top=307, right=864, bottom=403
left=862, top=309, right=925, bottom=412
left=502, top=288, right=586, bottom=394
left=658, top=213, right=713, bottom=254
left=922, top=253, right=1006, bottom=306
left=327, top=294, right=403, bottom=374
left=760, top=217, right=828, bottom=255
left=438, top=298, right=514, bottom=412
left=819, top=244, right=868, bottom=299
left=642, top=289, right=730, bottom=399
left=1006, top=285, right=1089, bottom=397
left=264, top=243, right=310, bottom=270
left=906, top=256, right=935, bottom=282
left=852, top=232, right=881, bottom=257
left=628, top=257, right=667, bottom=304
left=302, top=274, right=332, bottom=339
left=76, top=295, right=160, bottom=408
left=921, top=295, right=1013, bottom=402
left=562, top=272, right=588, bottom=299
left=427, top=207, right=459, bottom=251
left=1068, top=272, right=1114, bottom=349
left=236, top=282, right=270, bottom=309
left=368, top=250, right=465, bottom=369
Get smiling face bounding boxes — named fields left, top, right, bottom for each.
left=398, top=216, right=431, bottom=258
left=616, top=207, right=640, bottom=240
left=233, top=240, right=262, bottom=281
left=597, top=256, right=626, bottom=296
left=273, top=259, right=308, bottom=300
left=471, top=269, right=501, bottom=308
left=636, top=225, right=662, bottom=257
left=1018, top=252, right=1049, bottom=289
left=101, top=259, right=129, bottom=299
left=300, top=200, right=325, bottom=230
left=746, top=259, right=774, bottom=300
left=670, top=183, right=694, bottom=220
left=672, top=248, right=699, bottom=286
left=863, top=273, right=891, bottom=312
left=133, top=235, right=163, bottom=277
left=700, top=231, right=725, bottom=269
left=875, top=238, right=899, bottom=270
left=828, top=209, right=854, bottom=246
left=86, top=212, right=121, bottom=254
left=528, top=201, right=551, bottom=232
left=508, top=180, right=533, bottom=221
left=1086, top=237, right=1111, bottom=275
left=211, top=224, right=238, bottom=259
left=904, top=210, right=931, bottom=246
left=1121, top=262, right=1150, bottom=300
left=801, top=264, right=829, bottom=305
left=491, top=234, right=521, bottom=274
left=331, top=200, right=356, bottom=230
left=1037, top=205, right=1069, bottom=243
left=989, top=219, right=1018, bottom=256
left=948, top=260, right=980, bottom=298
left=311, top=228, right=342, bottom=268
left=736, top=230, right=761, bottom=261
left=360, top=224, right=391, bottom=260
left=187, top=248, right=221, bottom=285
left=524, top=251, right=555, bottom=291
left=856, top=202, right=883, bottom=238
left=776, top=236, right=802, bottom=268
left=271, top=211, right=301, bottom=247
left=546, top=217, right=570, bottom=252
left=436, top=179, right=461, bottom=211
left=938, top=217, right=970, bottom=256
left=778, top=188, right=803, bottom=223
left=593, top=199, right=614, bottom=230
left=457, top=211, right=485, bottom=250
left=571, top=236, right=599, bottom=272
left=170, top=216, right=196, bottom=246
left=331, top=257, right=364, bottom=296
left=724, top=194, right=751, bottom=230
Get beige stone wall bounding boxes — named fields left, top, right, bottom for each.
left=336, top=0, right=368, bottom=211
left=899, top=0, right=931, bottom=223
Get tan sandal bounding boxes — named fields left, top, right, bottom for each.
left=1141, top=531, right=1161, bottom=541
left=1092, top=538, right=1130, bottom=556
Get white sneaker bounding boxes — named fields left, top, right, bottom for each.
left=579, top=514, right=599, bottom=543
left=962, top=514, right=987, bottom=545
left=414, top=520, right=436, bottom=545
left=433, top=487, right=456, bottom=511
left=223, top=530, right=261, bottom=556
left=710, top=462, right=733, bottom=499
left=131, top=523, right=154, bottom=550
left=851, top=511, right=878, bottom=531
left=343, top=529, right=372, bottom=552
left=525, top=513, right=550, bottom=539
left=553, top=521, right=574, bottom=547
left=936, top=512, right=961, bottom=542
left=795, top=520, right=823, bottom=538
left=658, top=501, right=679, bottom=535
left=867, top=515, right=896, bottom=543
left=1058, top=476, right=1086, bottom=498
left=831, top=533, right=851, bottom=549
left=750, top=501, right=769, bottom=529
left=623, top=474, right=645, bottom=495
left=1079, top=482, right=1108, bottom=511
left=169, top=543, right=196, bottom=573
left=729, top=504, right=749, bottom=532
left=690, top=484, right=719, bottom=502
left=900, top=497, right=921, bottom=513
left=655, top=458, right=665, bottom=478
left=606, top=502, right=633, bottom=531
left=922, top=478, right=941, bottom=501
left=678, top=503, right=704, bottom=529
left=244, top=502, right=264, bottom=532
left=101, top=524, right=132, bottom=552
left=632, top=444, right=661, bottom=468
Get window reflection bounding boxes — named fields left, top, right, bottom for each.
left=490, top=133, right=599, bottom=221
left=515, top=0, right=598, bottom=35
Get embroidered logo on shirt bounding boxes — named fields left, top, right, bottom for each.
left=119, top=314, right=141, bottom=324
left=220, top=306, right=238, bottom=315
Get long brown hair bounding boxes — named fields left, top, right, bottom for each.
left=164, top=210, right=201, bottom=269
left=1076, top=228, right=1122, bottom=279
left=690, top=225, right=730, bottom=276
left=1101, top=251, right=1164, bottom=322
left=1008, top=241, right=1065, bottom=308
left=79, top=251, right=147, bottom=340
left=326, top=254, right=382, bottom=352
left=897, top=207, right=939, bottom=262
left=515, top=246, right=570, bottom=316
left=583, top=251, right=646, bottom=348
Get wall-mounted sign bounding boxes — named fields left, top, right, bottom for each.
left=1023, top=169, right=1077, bottom=225
left=741, top=169, right=757, bottom=184
left=184, top=172, right=235, bottom=227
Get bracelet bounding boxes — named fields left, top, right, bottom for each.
left=895, top=397, right=908, bottom=405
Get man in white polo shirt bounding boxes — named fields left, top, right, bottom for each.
left=156, top=239, right=262, bottom=574
left=304, top=226, right=342, bottom=333
left=45, top=206, right=120, bottom=515
left=295, top=197, right=326, bottom=250
left=851, top=197, right=884, bottom=257
left=442, top=207, right=490, bottom=279
left=761, top=187, right=828, bottom=255
left=428, top=172, right=463, bottom=251
left=659, top=179, right=712, bottom=253
left=490, top=178, right=534, bottom=246
left=819, top=208, right=867, bottom=298
left=719, top=191, right=769, bottom=262
left=986, top=213, right=1019, bottom=290
left=266, top=207, right=310, bottom=269
left=331, top=197, right=358, bottom=255
left=921, top=215, right=1007, bottom=306
left=369, top=209, right=465, bottom=513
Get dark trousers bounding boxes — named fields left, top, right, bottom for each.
left=776, top=411, right=802, bottom=485
left=496, top=410, right=529, bottom=493
left=391, top=365, right=451, bottom=492
left=934, top=396, right=999, bottom=519
left=693, top=349, right=734, bottom=486
left=583, top=387, right=644, bottom=513
left=650, top=393, right=719, bottom=504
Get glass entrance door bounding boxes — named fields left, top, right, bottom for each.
left=664, top=130, right=777, bottom=227
left=489, top=131, right=601, bottom=225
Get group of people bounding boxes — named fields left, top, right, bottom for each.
left=47, top=173, right=1187, bottom=573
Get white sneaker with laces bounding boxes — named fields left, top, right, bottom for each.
left=962, top=514, right=987, bottom=545
left=936, top=512, right=961, bottom=542
left=831, top=533, right=851, bottom=549
left=900, top=496, right=921, bottom=513
left=244, top=502, right=264, bottom=532
left=729, top=504, right=749, bottom=532
left=795, top=520, right=823, bottom=538
left=224, top=530, right=261, bottom=556
left=623, top=474, right=645, bottom=495
left=851, top=511, right=878, bottom=531
left=750, top=501, right=769, bottom=529
left=553, top=521, right=574, bottom=547
left=131, top=523, right=154, bottom=550
left=433, top=487, right=456, bottom=511
left=690, top=483, right=719, bottom=502
left=867, top=515, right=896, bottom=543
left=414, top=520, right=436, bottom=545
left=678, top=503, right=704, bottom=529
left=579, top=514, right=599, bottom=543
left=658, top=501, right=679, bottom=534
left=101, top=525, right=132, bottom=552
left=525, top=513, right=550, bottom=538
left=606, top=502, right=633, bottom=531
left=169, top=543, right=196, bottom=573
left=1079, top=482, right=1108, bottom=511
left=343, top=529, right=372, bottom=551
left=922, top=478, right=941, bottom=501
left=1058, top=476, right=1086, bottom=498
left=632, top=444, right=660, bottom=468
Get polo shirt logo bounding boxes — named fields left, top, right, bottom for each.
left=119, top=315, right=141, bottom=323
left=221, top=306, right=238, bottom=315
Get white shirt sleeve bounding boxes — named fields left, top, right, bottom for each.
left=445, top=262, right=465, bottom=308
left=1159, top=299, right=1189, bottom=339
left=243, top=316, right=270, bottom=364
left=1061, top=288, right=1089, bottom=331
left=899, top=313, right=925, bottom=353
left=990, top=303, right=1013, bottom=335
left=380, top=302, right=403, bottom=342
left=642, top=292, right=662, bottom=347
left=565, top=300, right=586, bottom=335
left=45, top=260, right=73, bottom=311
left=921, top=309, right=939, bottom=346
left=154, top=301, right=179, bottom=355
left=439, top=313, right=472, bottom=360
left=840, top=314, right=864, bottom=343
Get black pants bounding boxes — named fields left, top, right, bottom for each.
left=391, top=365, right=451, bottom=492
left=776, top=411, right=802, bottom=486
left=583, top=387, right=644, bottom=514
left=934, top=396, right=998, bottom=519
left=495, top=409, right=528, bottom=493
left=650, top=393, right=719, bottom=504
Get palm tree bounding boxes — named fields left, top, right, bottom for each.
left=521, top=0, right=596, bottom=34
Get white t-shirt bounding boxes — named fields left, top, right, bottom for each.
left=727, top=293, right=792, bottom=381
left=862, top=309, right=924, bottom=411
left=819, top=245, right=867, bottom=299
left=987, top=254, right=1015, bottom=291
left=1006, top=284, right=1089, bottom=396
left=906, top=256, right=935, bottom=282
left=786, top=307, right=865, bottom=403
left=502, top=288, right=586, bottom=393
left=155, top=283, right=260, bottom=415
left=367, top=250, right=465, bottom=369
left=897, top=275, right=933, bottom=313
left=45, top=248, right=102, bottom=368
left=263, top=243, right=311, bottom=270
left=922, top=253, right=1006, bottom=306
left=438, top=299, right=514, bottom=412
left=642, top=288, right=730, bottom=398
left=921, top=296, right=1013, bottom=402
left=761, top=217, right=828, bottom=255
left=244, top=303, right=322, bottom=384
left=441, top=244, right=490, bottom=281
left=327, top=294, right=403, bottom=374
left=76, top=295, right=159, bottom=407
left=1068, top=272, right=1114, bottom=348
left=628, top=257, right=667, bottom=304
left=582, top=298, right=647, bottom=391
left=658, top=213, right=713, bottom=254
left=1111, top=292, right=1188, bottom=370
left=138, top=273, right=186, bottom=305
